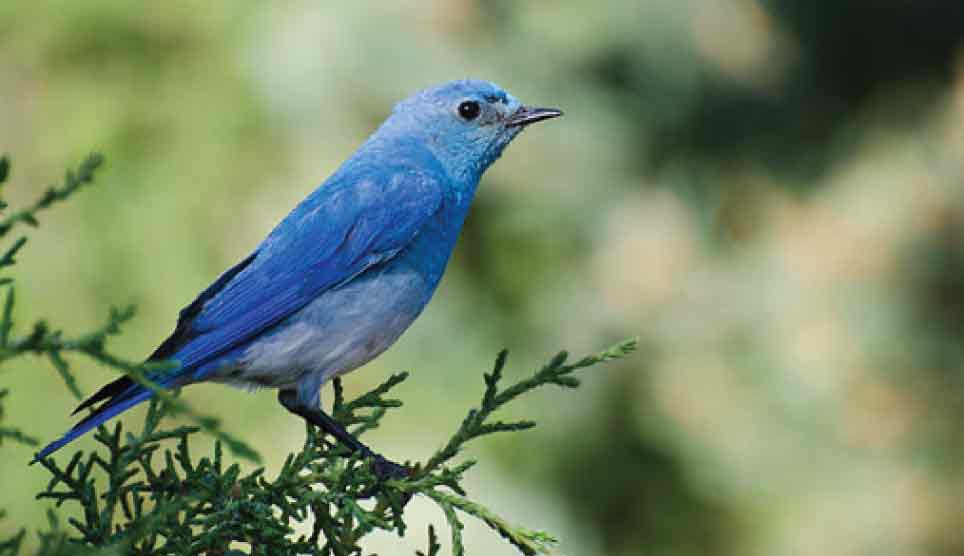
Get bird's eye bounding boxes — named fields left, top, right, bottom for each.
left=457, top=100, right=481, bottom=121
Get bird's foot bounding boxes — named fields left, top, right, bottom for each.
left=372, top=454, right=411, bottom=481
left=359, top=454, right=413, bottom=504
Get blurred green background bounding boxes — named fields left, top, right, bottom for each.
left=3, top=1, right=964, bottom=554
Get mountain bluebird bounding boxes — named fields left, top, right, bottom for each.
left=35, top=80, right=562, bottom=477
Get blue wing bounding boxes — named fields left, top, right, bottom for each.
left=166, top=163, right=445, bottom=375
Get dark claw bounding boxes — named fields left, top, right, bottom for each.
left=372, top=455, right=412, bottom=481
left=358, top=455, right=413, bottom=504
left=276, top=390, right=413, bottom=505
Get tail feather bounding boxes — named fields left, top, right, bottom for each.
left=32, top=384, right=154, bottom=463
left=71, top=376, right=135, bottom=416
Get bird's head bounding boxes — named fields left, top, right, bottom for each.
left=380, top=80, right=562, bottom=185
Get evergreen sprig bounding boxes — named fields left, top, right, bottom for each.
left=0, top=153, right=103, bottom=236
left=0, top=389, right=38, bottom=447
left=31, top=340, right=634, bottom=556
left=418, top=339, right=637, bottom=477
left=0, top=154, right=258, bottom=463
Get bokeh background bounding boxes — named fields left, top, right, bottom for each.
left=3, top=1, right=964, bottom=554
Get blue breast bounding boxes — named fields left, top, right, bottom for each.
left=395, top=189, right=473, bottom=291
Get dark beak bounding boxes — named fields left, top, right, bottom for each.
left=504, top=106, right=564, bottom=128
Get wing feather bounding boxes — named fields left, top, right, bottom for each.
left=152, top=161, right=445, bottom=375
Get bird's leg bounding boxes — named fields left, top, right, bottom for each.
left=277, top=389, right=410, bottom=483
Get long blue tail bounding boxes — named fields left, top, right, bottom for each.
left=32, top=380, right=155, bottom=463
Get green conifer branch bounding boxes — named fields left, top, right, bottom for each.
left=0, top=153, right=103, bottom=237
left=25, top=340, right=634, bottom=556
left=419, top=338, right=638, bottom=475
left=0, top=389, right=38, bottom=447
left=415, top=525, right=441, bottom=556
left=0, top=154, right=260, bottom=463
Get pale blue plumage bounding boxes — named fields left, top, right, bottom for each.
left=35, top=80, right=561, bottom=462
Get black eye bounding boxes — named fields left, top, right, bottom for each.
left=457, top=100, right=481, bottom=121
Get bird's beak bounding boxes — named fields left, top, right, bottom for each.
left=504, top=106, right=564, bottom=128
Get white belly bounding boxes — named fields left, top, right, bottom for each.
left=215, top=265, right=429, bottom=391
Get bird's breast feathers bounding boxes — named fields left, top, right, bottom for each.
left=214, top=262, right=432, bottom=390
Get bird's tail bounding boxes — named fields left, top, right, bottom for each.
left=32, top=376, right=160, bottom=463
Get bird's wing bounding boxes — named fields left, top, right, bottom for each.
left=150, top=164, right=445, bottom=375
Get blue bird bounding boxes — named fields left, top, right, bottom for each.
left=34, top=80, right=562, bottom=476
